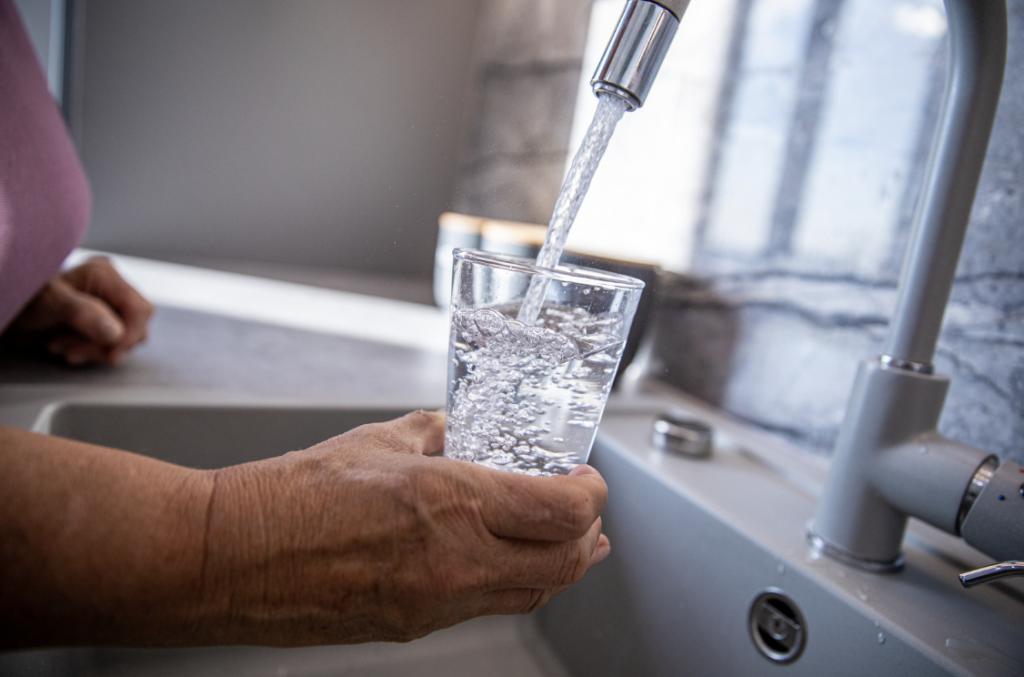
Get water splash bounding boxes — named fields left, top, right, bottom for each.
left=517, top=93, right=630, bottom=324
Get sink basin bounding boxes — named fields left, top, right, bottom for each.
left=6, top=394, right=1024, bottom=676
left=34, top=400, right=421, bottom=469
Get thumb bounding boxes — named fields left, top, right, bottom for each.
left=50, top=280, right=126, bottom=345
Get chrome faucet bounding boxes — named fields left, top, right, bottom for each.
left=593, top=0, right=1023, bottom=571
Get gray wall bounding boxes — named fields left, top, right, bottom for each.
left=75, top=0, right=483, bottom=277
left=13, top=0, right=64, bottom=100
left=450, top=0, right=595, bottom=226
left=13, top=0, right=51, bottom=70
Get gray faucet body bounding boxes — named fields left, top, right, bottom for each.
left=811, top=0, right=1020, bottom=570
left=593, top=0, right=1023, bottom=568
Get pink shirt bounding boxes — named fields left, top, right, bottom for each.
left=0, top=0, right=90, bottom=331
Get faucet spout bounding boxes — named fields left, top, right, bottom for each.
left=591, top=0, right=684, bottom=110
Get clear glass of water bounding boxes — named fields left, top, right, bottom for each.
left=444, top=249, right=645, bottom=476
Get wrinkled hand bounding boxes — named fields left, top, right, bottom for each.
left=200, top=410, right=610, bottom=646
left=4, top=257, right=154, bottom=365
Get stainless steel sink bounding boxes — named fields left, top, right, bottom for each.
left=6, top=393, right=1023, bottom=676
left=34, top=401, right=419, bottom=469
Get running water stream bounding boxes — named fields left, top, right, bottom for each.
left=445, top=92, right=633, bottom=475
left=516, top=93, right=630, bottom=324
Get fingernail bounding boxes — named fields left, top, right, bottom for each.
left=592, top=536, right=612, bottom=565
left=569, top=464, right=599, bottom=477
left=97, top=316, right=124, bottom=342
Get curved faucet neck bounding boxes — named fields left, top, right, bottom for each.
left=882, top=0, right=1007, bottom=368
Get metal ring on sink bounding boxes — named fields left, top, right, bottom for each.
left=650, top=413, right=713, bottom=458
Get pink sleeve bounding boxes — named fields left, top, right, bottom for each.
left=0, top=0, right=91, bottom=331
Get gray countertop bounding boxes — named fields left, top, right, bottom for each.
left=0, top=305, right=449, bottom=430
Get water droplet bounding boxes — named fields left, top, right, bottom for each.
left=777, top=563, right=786, bottom=575
left=878, top=633, right=886, bottom=645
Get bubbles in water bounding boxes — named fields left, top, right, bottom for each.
left=446, top=305, right=623, bottom=475
left=474, top=308, right=504, bottom=336
left=456, top=308, right=581, bottom=363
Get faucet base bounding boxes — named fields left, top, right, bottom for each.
left=807, top=523, right=906, bottom=573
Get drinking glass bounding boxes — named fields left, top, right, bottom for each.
left=444, top=249, right=645, bottom=475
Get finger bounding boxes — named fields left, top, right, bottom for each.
left=474, top=535, right=611, bottom=617
left=47, top=335, right=112, bottom=366
left=373, top=410, right=447, bottom=455
left=491, top=516, right=604, bottom=590
left=568, top=463, right=599, bottom=478
left=47, top=280, right=126, bottom=346
left=478, top=465, right=608, bottom=541
left=65, top=258, right=153, bottom=349
left=590, top=533, right=611, bottom=567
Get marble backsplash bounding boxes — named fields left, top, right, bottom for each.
left=653, top=0, right=1024, bottom=467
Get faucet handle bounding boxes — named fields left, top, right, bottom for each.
left=959, top=561, right=1024, bottom=588
left=959, top=460, right=1024, bottom=562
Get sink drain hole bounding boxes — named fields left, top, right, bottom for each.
left=749, top=589, right=807, bottom=663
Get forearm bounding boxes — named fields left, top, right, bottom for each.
left=0, top=411, right=610, bottom=648
left=0, top=425, right=214, bottom=648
